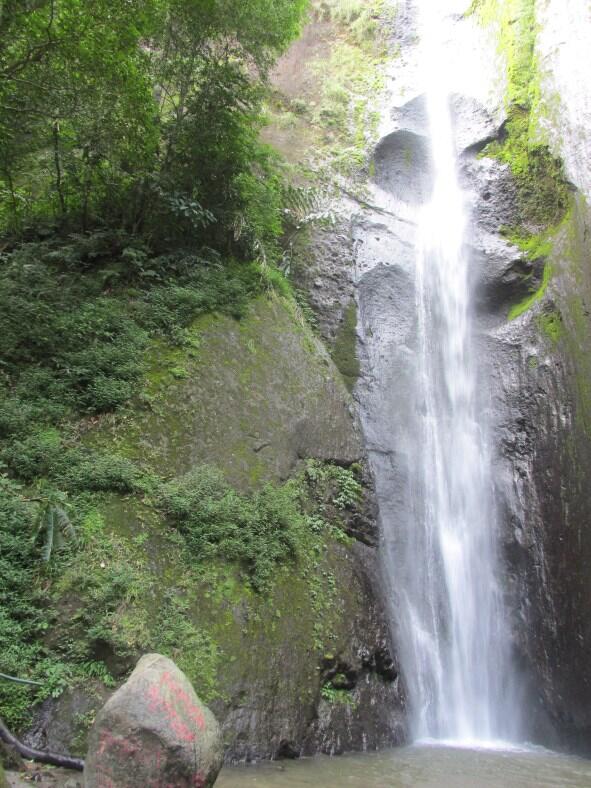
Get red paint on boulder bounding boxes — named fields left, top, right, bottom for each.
left=84, top=654, right=222, bottom=788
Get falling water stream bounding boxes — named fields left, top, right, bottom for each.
left=398, top=0, right=517, bottom=743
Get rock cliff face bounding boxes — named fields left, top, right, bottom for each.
left=350, top=0, right=591, bottom=753
left=24, top=0, right=591, bottom=764
left=22, top=2, right=411, bottom=764
left=27, top=297, right=406, bottom=763
left=487, top=198, right=591, bottom=750
left=481, top=0, right=591, bottom=751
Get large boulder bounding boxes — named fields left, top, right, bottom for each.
left=84, top=654, right=222, bottom=788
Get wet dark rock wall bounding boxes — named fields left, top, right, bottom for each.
left=453, top=100, right=591, bottom=750
left=487, top=197, right=591, bottom=752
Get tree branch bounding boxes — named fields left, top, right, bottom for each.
left=1, top=40, right=56, bottom=79
left=0, top=716, right=85, bottom=772
left=0, top=672, right=43, bottom=687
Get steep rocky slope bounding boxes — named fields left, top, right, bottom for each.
left=25, top=296, right=405, bottom=763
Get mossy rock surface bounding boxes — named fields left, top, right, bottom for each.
left=34, top=294, right=404, bottom=761
left=89, top=295, right=362, bottom=489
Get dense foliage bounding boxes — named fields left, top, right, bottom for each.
left=0, top=0, right=307, bottom=256
left=0, top=0, right=318, bottom=733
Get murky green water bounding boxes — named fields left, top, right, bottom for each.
left=217, top=745, right=591, bottom=787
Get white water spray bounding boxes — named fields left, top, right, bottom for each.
left=393, top=0, right=519, bottom=744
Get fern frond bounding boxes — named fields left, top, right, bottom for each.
left=283, top=185, right=335, bottom=228
left=43, top=508, right=55, bottom=562
left=54, top=505, right=76, bottom=541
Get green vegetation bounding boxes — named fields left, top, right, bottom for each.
left=503, top=205, right=574, bottom=321
left=310, top=34, right=384, bottom=178
left=504, top=227, right=553, bottom=320
left=0, top=418, right=364, bottom=731
left=331, top=302, right=361, bottom=391
left=472, top=0, right=569, bottom=227
left=484, top=109, right=570, bottom=227
left=320, top=682, right=356, bottom=707
left=156, top=468, right=308, bottom=592
left=502, top=227, right=554, bottom=261
left=468, top=0, right=538, bottom=108
left=265, top=0, right=391, bottom=186
left=507, top=260, right=551, bottom=321
left=537, top=310, right=563, bottom=344
left=0, top=0, right=364, bottom=738
left=472, top=0, right=571, bottom=326
left=0, top=0, right=376, bottom=750
left=1, top=0, right=308, bottom=260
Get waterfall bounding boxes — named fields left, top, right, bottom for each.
left=385, top=0, right=520, bottom=744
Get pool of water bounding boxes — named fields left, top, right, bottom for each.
left=216, top=744, right=591, bottom=788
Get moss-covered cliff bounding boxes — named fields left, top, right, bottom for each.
left=12, top=294, right=404, bottom=763
left=471, top=0, right=591, bottom=751
left=0, top=1, right=408, bottom=767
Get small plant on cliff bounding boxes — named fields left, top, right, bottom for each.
left=320, top=681, right=357, bottom=707
left=30, top=486, right=76, bottom=563
left=305, top=460, right=363, bottom=510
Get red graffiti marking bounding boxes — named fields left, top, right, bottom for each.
left=98, top=730, right=139, bottom=758
left=94, top=672, right=208, bottom=786
left=146, top=670, right=207, bottom=742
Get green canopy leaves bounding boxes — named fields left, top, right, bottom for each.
left=0, top=0, right=309, bottom=256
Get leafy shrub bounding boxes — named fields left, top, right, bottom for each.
left=156, top=467, right=307, bottom=590
left=153, top=595, right=220, bottom=702
left=55, top=532, right=152, bottom=667
left=0, top=476, right=46, bottom=726
left=261, top=265, right=292, bottom=298
left=305, top=460, right=363, bottom=509
left=1, top=429, right=148, bottom=495
left=57, top=452, right=146, bottom=494
left=137, top=260, right=261, bottom=336
left=0, top=241, right=264, bottom=448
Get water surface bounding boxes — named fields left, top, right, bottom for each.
left=217, top=745, right=591, bottom=788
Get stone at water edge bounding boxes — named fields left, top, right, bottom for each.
left=84, top=653, right=222, bottom=788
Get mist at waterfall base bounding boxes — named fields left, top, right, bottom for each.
left=384, top=0, right=521, bottom=745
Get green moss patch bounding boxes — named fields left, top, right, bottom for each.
left=537, top=310, right=564, bottom=344
left=331, top=301, right=360, bottom=391
left=88, top=295, right=359, bottom=489
left=508, top=260, right=552, bottom=321
left=505, top=227, right=552, bottom=320
left=485, top=109, right=570, bottom=227
left=468, top=0, right=538, bottom=108
left=473, top=0, right=570, bottom=227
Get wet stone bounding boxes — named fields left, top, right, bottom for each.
left=84, top=654, right=223, bottom=788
